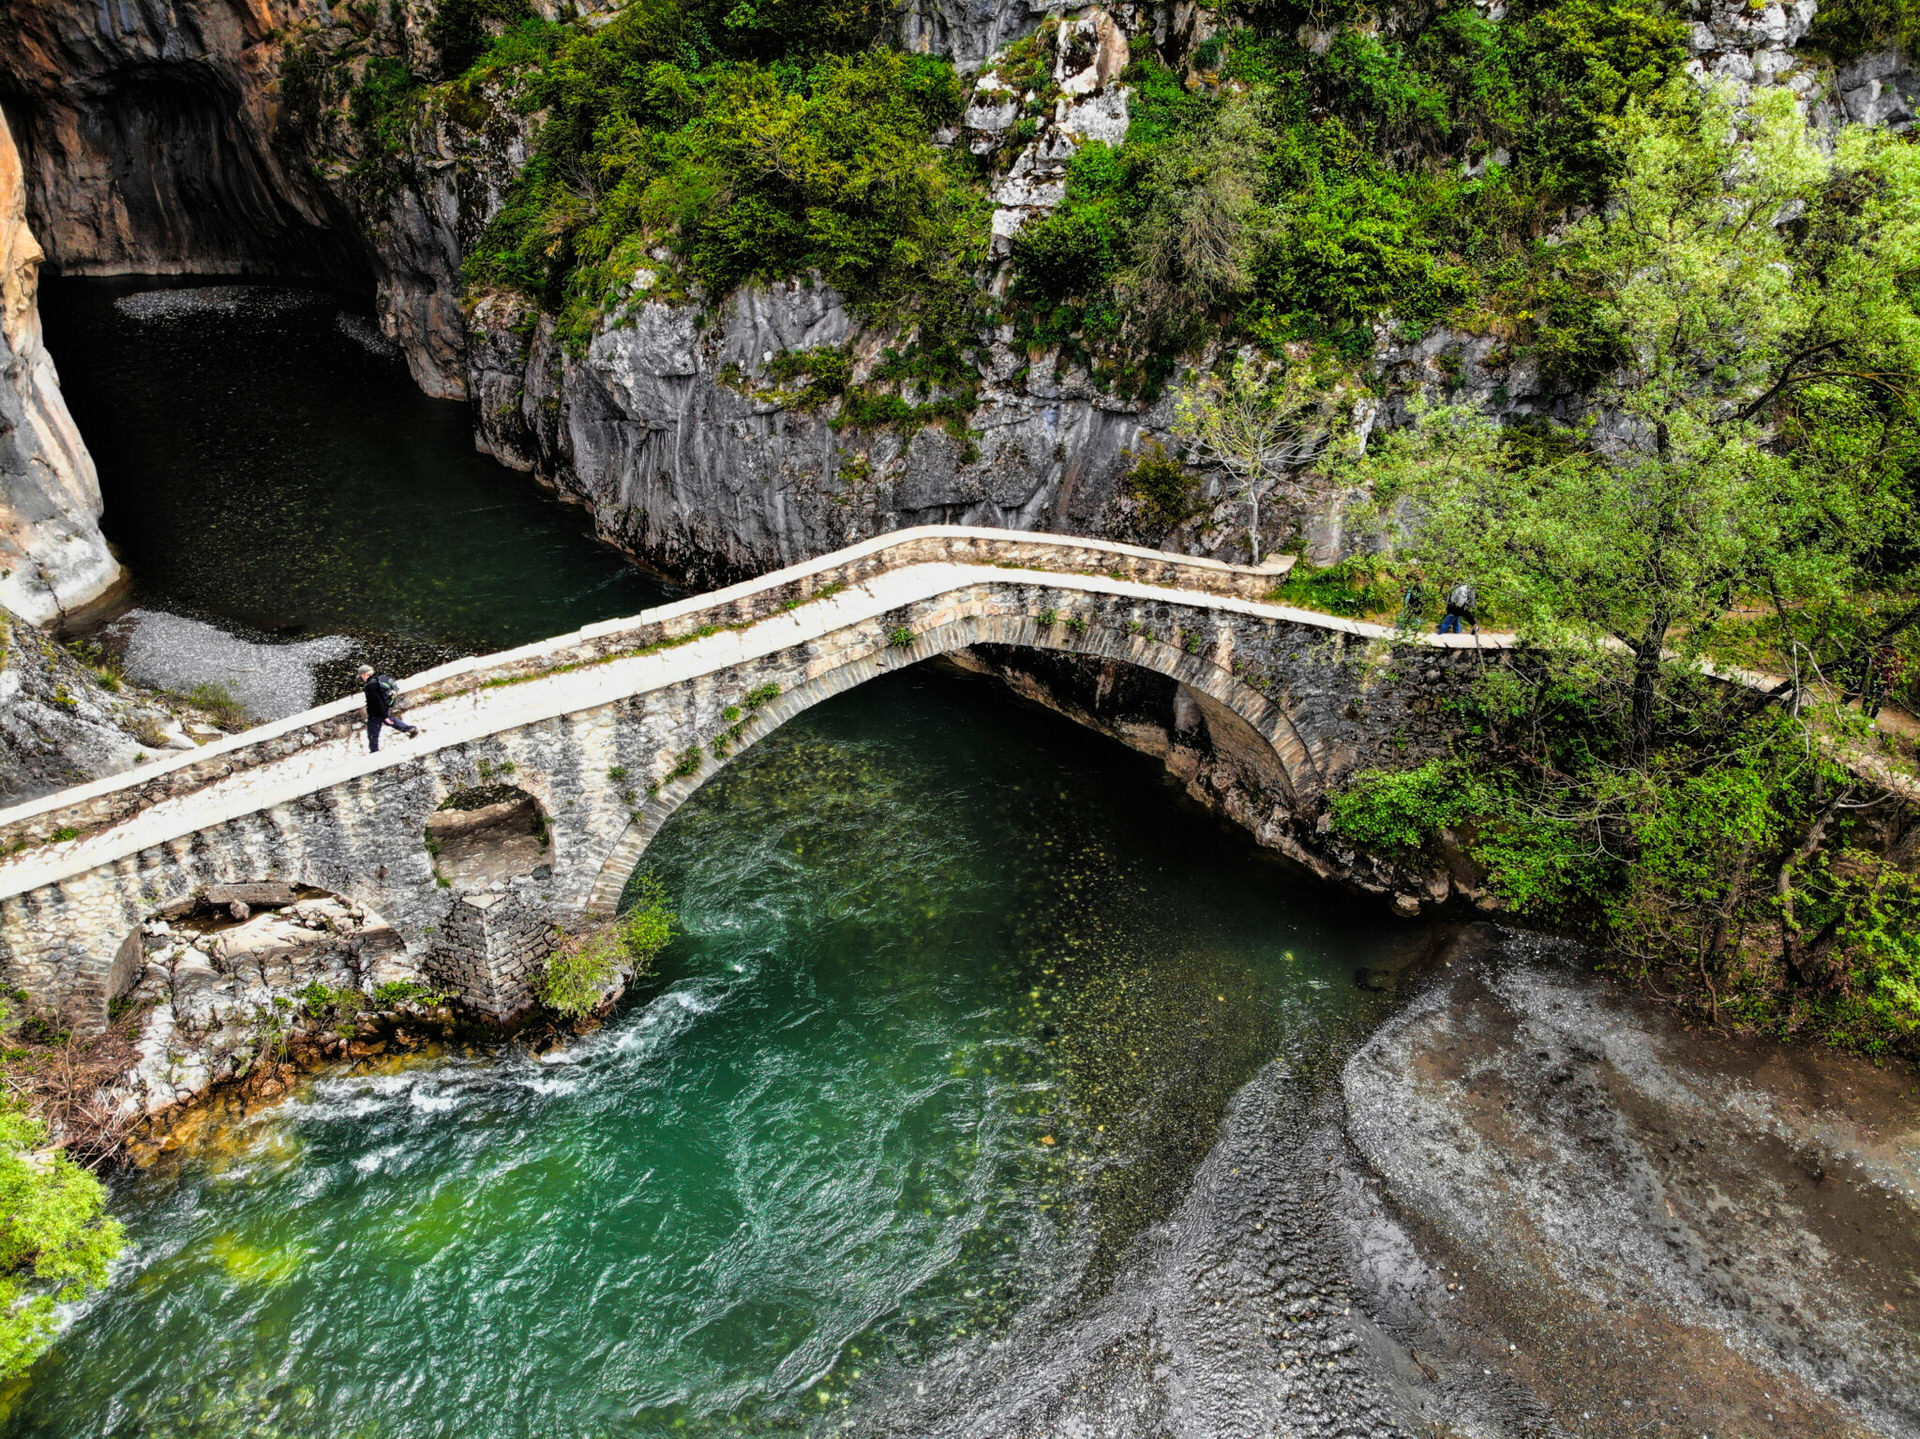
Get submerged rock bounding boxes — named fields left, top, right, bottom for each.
left=849, top=923, right=1920, bottom=1438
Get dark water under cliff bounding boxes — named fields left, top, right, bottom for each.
left=40, top=278, right=666, bottom=682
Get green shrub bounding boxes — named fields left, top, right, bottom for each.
left=1804, top=0, right=1920, bottom=59
left=182, top=681, right=249, bottom=731
left=16, top=1015, right=70, bottom=1046
left=1327, top=759, right=1481, bottom=855
left=1010, top=201, right=1122, bottom=305
left=426, top=0, right=532, bottom=77
left=467, top=23, right=986, bottom=351
left=887, top=625, right=916, bottom=647
left=763, top=346, right=854, bottom=408
left=539, top=876, right=674, bottom=1019
left=1122, top=440, right=1203, bottom=538
left=348, top=56, right=424, bottom=176
left=1273, top=560, right=1398, bottom=618
left=0, top=1103, right=124, bottom=1380
left=371, top=979, right=448, bottom=1009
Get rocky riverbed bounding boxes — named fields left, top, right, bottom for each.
left=854, top=923, right=1920, bottom=1439
left=17, top=824, right=1918, bottom=1436
left=1337, top=926, right=1920, bottom=1438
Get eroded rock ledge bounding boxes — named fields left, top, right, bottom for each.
left=1336, top=926, right=1920, bottom=1438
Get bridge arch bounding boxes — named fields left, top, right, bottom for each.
left=3, top=526, right=1497, bottom=1034
left=580, top=609, right=1325, bottom=916
left=426, top=783, right=553, bottom=893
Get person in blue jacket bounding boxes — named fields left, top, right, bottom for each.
left=1438, top=582, right=1478, bottom=636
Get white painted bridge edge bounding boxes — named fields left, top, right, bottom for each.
left=2, top=526, right=1506, bottom=903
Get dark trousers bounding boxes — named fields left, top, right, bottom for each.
left=367, top=715, right=416, bottom=752
left=1438, top=609, right=1470, bottom=635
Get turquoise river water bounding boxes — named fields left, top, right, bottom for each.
left=7, top=283, right=1426, bottom=1437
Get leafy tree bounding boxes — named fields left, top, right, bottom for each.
left=1333, top=82, right=1920, bottom=1040
left=1173, top=354, right=1343, bottom=562
left=1126, top=94, right=1276, bottom=323
left=1805, top=0, right=1920, bottom=61
left=1358, top=81, right=1920, bottom=761
left=0, top=1103, right=124, bottom=1380
left=1120, top=439, right=1206, bottom=541
left=539, top=875, right=675, bottom=1019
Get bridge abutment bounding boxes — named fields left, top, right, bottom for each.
left=426, top=885, right=560, bottom=1021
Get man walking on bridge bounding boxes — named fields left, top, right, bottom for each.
left=1438, top=582, right=1478, bottom=636
left=357, top=663, right=422, bottom=752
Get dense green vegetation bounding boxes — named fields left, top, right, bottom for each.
left=0, top=1098, right=123, bottom=1381
left=1328, top=83, right=1920, bottom=1054
left=464, top=16, right=985, bottom=352
left=540, top=874, right=675, bottom=1019
left=292, top=0, right=1693, bottom=388
left=1006, top=0, right=1687, bottom=388
left=1805, top=0, right=1920, bottom=60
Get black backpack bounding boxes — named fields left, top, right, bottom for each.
left=372, top=675, right=401, bottom=708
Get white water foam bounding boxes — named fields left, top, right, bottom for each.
left=336, top=312, right=402, bottom=359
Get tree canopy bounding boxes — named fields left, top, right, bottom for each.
left=1331, top=84, right=1920, bottom=1049
left=0, top=1102, right=124, bottom=1381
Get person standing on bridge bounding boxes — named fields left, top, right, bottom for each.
left=1437, top=582, right=1478, bottom=636
left=357, top=663, right=422, bottom=752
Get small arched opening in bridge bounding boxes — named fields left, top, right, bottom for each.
left=426, top=784, right=553, bottom=893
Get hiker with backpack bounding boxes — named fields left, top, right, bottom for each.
left=357, top=663, right=423, bottom=752
left=1438, top=582, right=1478, bottom=636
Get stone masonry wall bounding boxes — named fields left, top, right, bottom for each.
left=0, top=530, right=1505, bottom=1034
left=425, top=884, right=558, bottom=1019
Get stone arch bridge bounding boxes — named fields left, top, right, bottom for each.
left=0, top=528, right=1503, bottom=1031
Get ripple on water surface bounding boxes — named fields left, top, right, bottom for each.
left=7, top=657, right=1420, bottom=1438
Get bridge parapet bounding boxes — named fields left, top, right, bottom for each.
left=0, top=529, right=1296, bottom=857
left=1, top=528, right=1516, bottom=1035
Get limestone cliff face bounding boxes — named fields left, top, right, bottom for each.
left=452, top=11, right=1272, bottom=587
left=0, top=109, right=119, bottom=627
left=0, top=0, right=360, bottom=282
left=898, top=0, right=1038, bottom=68
left=2, top=0, right=1915, bottom=597
left=465, top=280, right=1188, bottom=590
